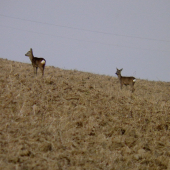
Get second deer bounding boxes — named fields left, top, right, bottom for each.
left=115, top=68, right=136, bottom=92
left=25, top=48, right=46, bottom=76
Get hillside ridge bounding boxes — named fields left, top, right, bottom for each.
left=1, top=58, right=170, bottom=169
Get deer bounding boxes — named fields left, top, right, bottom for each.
left=115, top=68, right=136, bottom=92
left=25, top=48, right=46, bottom=76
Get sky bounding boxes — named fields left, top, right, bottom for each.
left=0, top=1, right=170, bottom=81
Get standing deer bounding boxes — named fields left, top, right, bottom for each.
left=115, top=68, right=136, bottom=92
left=25, top=48, right=46, bottom=76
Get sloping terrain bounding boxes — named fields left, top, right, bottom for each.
left=1, top=58, right=170, bottom=170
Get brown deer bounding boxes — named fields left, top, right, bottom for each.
left=115, top=68, right=136, bottom=92
left=25, top=48, right=46, bottom=76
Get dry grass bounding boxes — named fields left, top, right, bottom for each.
left=1, top=58, right=170, bottom=170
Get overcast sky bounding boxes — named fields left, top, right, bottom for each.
left=0, top=1, right=170, bottom=81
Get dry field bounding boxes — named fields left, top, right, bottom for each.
left=1, top=58, right=170, bottom=170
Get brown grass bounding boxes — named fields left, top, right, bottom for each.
left=1, top=58, right=170, bottom=170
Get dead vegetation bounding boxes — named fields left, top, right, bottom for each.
left=1, top=58, right=170, bottom=170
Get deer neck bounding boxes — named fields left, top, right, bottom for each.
left=29, top=53, right=34, bottom=62
left=117, top=74, right=122, bottom=81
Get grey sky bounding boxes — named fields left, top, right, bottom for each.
left=0, top=1, right=170, bottom=81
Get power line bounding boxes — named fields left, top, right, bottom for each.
left=0, top=24, right=169, bottom=53
left=0, top=14, right=170, bottom=43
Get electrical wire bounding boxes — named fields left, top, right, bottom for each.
left=0, top=24, right=169, bottom=53
left=0, top=14, right=170, bottom=43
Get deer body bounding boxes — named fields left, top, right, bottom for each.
left=115, top=68, right=136, bottom=92
left=25, top=48, right=46, bottom=76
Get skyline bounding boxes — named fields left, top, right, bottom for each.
left=0, top=1, right=170, bottom=81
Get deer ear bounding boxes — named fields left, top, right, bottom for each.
left=120, top=68, right=123, bottom=71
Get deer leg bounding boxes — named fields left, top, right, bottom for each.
left=35, top=67, right=38, bottom=75
left=131, top=85, right=135, bottom=92
left=39, top=66, right=44, bottom=76
left=42, top=65, right=45, bottom=76
left=33, top=67, right=36, bottom=75
left=120, top=83, right=123, bottom=90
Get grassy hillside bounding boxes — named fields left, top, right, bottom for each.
left=1, top=58, right=170, bottom=170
